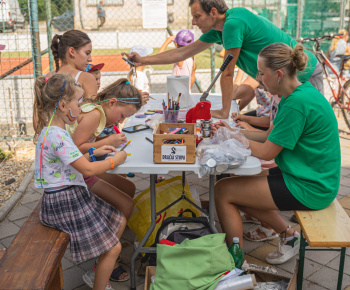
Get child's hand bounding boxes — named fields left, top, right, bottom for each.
left=107, top=133, right=127, bottom=147
left=236, top=121, right=253, bottom=130
left=94, top=145, right=116, bottom=157
left=232, top=113, right=247, bottom=123
left=112, top=150, right=127, bottom=166
left=166, top=35, right=176, bottom=43
left=141, top=92, right=150, bottom=105
left=212, top=120, right=234, bottom=132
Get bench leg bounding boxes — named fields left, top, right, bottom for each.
left=297, top=230, right=306, bottom=290
left=48, top=263, right=63, bottom=290
left=337, top=247, right=346, bottom=290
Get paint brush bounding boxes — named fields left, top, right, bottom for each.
left=120, top=140, right=131, bottom=151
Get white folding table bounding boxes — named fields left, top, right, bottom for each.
left=108, top=94, right=261, bottom=290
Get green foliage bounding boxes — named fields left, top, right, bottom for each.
left=0, top=148, right=13, bottom=161
left=18, top=0, right=73, bottom=21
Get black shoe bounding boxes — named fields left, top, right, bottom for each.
left=290, top=214, right=298, bottom=224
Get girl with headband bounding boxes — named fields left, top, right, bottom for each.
left=33, top=74, right=128, bottom=290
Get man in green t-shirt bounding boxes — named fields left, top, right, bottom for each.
left=123, top=0, right=323, bottom=119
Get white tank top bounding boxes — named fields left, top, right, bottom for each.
left=75, top=71, right=82, bottom=84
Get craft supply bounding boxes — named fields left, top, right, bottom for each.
left=214, top=274, right=257, bottom=290
left=167, top=75, right=193, bottom=108
left=135, top=114, right=147, bottom=118
left=149, top=96, right=156, bottom=100
left=148, top=109, right=157, bottom=112
left=113, top=125, right=121, bottom=134
left=155, top=110, right=163, bottom=114
left=122, top=56, right=135, bottom=67
left=145, top=111, right=155, bottom=115
left=120, top=140, right=131, bottom=151
left=145, top=137, right=154, bottom=144
left=127, top=153, right=131, bottom=156
left=163, top=109, right=179, bottom=123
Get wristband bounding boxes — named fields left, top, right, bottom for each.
left=108, top=158, right=115, bottom=169
left=88, top=147, right=97, bottom=162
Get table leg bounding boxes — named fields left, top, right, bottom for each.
left=209, top=175, right=218, bottom=233
left=130, top=174, right=157, bottom=290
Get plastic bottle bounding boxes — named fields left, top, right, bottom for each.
left=228, top=237, right=244, bottom=269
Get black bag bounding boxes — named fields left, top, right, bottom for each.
left=141, top=209, right=214, bottom=266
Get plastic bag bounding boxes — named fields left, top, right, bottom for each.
left=127, top=176, right=200, bottom=247
left=196, top=127, right=251, bottom=178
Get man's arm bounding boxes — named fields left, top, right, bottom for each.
left=123, top=40, right=212, bottom=67
left=211, top=47, right=241, bottom=119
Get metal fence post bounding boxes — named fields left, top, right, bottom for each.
left=340, top=0, right=346, bottom=30
left=45, top=0, right=54, bottom=72
left=210, top=45, right=215, bottom=93
left=296, top=0, right=303, bottom=38
left=29, top=0, right=42, bottom=79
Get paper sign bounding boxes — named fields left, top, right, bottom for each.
left=161, top=145, right=187, bottom=162
left=142, top=0, right=167, bottom=29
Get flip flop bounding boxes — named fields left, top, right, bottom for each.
left=110, top=265, right=130, bottom=282
left=244, top=226, right=279, bottom=242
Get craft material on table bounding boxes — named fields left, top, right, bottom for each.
left=120, top=140, right=131, bottom=151
left=136, top=114, right=147, bottom=118
left=145, top=111, right=155, bottom=115
left=113, top=125, right=121, bottom=134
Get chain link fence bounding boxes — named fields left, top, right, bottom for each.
left=0, top=0, right=349, bottom=143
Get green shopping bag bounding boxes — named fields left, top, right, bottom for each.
left=150, top=234, right=235, bottom=290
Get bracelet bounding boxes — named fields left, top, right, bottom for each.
left=88, top=147, right=97, bottom=162
left=108, top=158, right=115, bottom=169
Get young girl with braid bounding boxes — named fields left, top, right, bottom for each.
left=33, top=74, right=128, bottom=290
left=66, top=78, right=143, bottom=285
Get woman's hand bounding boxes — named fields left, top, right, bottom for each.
left=112, top=150, right=128, bottom=166
left=94, top=145, right=116, bottom=157
left=107, top=133, right=127, bottom=147
left=141, top=91, right=150, bottom=105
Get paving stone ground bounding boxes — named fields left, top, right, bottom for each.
left=1, top=115, right=350, bottom=290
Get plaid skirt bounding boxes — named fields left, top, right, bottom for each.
left=40, top=185, right=124, bottom=263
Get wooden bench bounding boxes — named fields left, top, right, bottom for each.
left=0, top=199, right=69, bottom=289
left=295, top=199, right=350, bottom=290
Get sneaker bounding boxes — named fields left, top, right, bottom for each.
left=266, top=233, right=300, bottom=265
left=82, top=269, right=114, bottom=290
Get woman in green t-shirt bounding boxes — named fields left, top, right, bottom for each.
left=214, top=42, right=341, bottom=265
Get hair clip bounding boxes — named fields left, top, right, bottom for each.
left=75, top=81, right=80, bottom=86
left=125, top=81, right=130, bottom=85
left=45, top=77, right=49, bottom=82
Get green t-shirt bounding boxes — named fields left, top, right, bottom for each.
left=268, top=82, right=340, bottom=210
left=199, top=8, right=317, bottom=83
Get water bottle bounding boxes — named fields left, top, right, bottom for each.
left=228, top=237, right=244, bottom=269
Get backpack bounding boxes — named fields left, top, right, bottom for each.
left=141, top=209, right=214, bottom=266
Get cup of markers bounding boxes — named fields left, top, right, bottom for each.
left=163, top=94, right=181, bottom=123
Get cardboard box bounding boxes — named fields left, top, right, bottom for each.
left=145, top=266, right=156, bottom=290
left=144, top=262, right=297, bottom=290
left=153, top=123, right=196, bottom=164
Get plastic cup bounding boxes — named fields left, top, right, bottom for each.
left=163, top=110, right=179, bottom=123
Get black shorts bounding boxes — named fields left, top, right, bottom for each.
left=267, top=167, right=312, bottom=211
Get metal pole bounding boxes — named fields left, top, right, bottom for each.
left=296, top=0, right=302, bottom=38
left=44, top=0, right=54, bottom=71
left=210, top=45, right=215, bottom=93
left=29, top=0, right=42, bottom=79
left=340, top=0, right=346, bottom=30
left=1, top=2, right=5, bottom=33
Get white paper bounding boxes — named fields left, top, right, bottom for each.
left=218, top=268, right=243, bottom=282
left=142, top=0, right=167, bottom=29
left=161, top=145, right=187, bottom=162
left=167, top=75, right=193, bottom=108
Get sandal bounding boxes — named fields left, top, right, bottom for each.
left=241, top=213, right=260, bottom=225
left=110, top=265, right=130, bottom=282
left=243, top=225, right=279, bottom=242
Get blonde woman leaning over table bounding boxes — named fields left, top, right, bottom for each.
left=213, top=42, right=340, bottom=265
